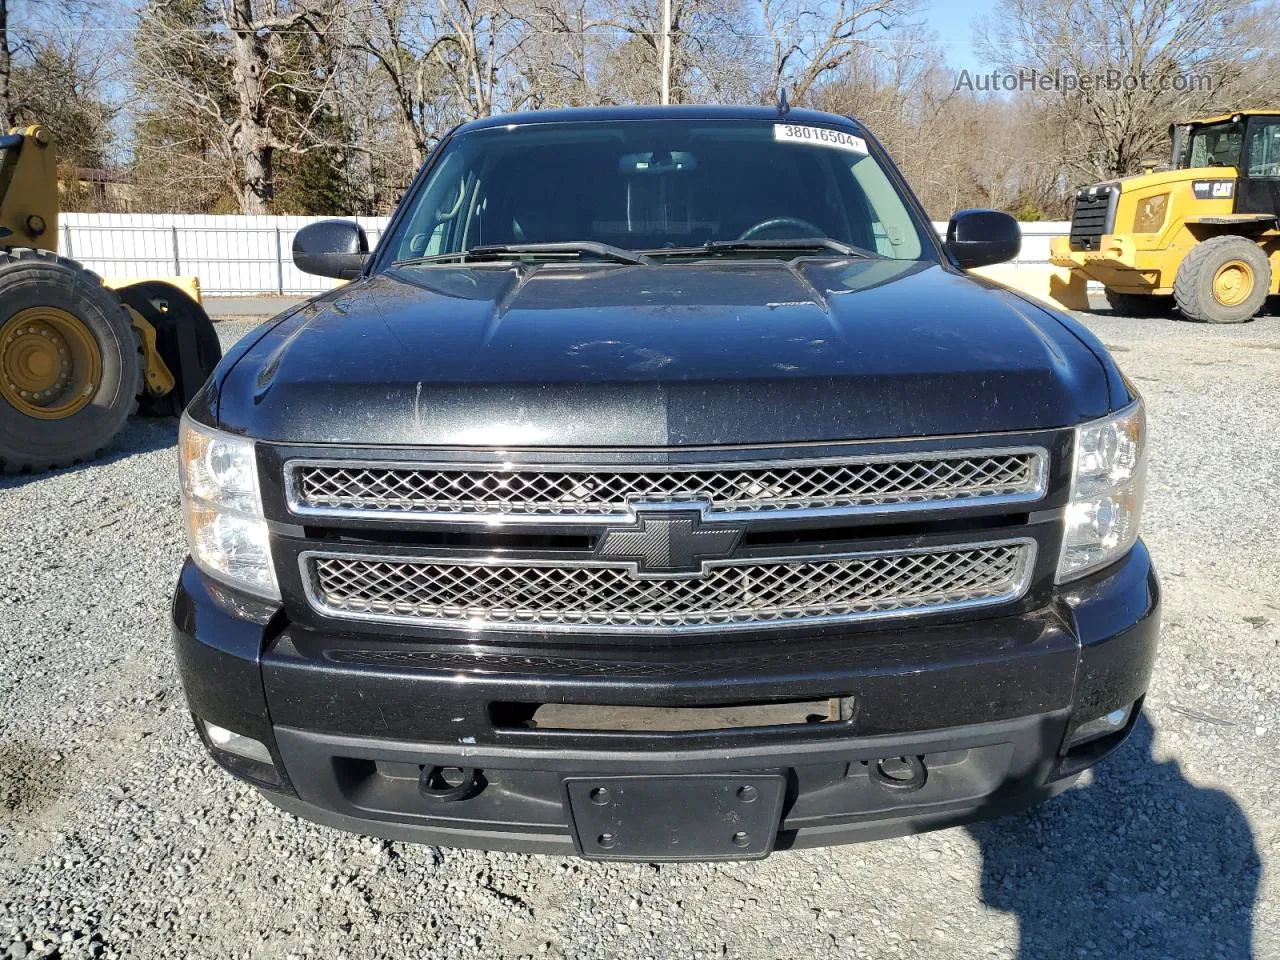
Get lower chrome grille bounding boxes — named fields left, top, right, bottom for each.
left=302, top=540, right=1036, bottom=633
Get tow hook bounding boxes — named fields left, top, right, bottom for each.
left=419, top=765, right=481, bottom=802
left=870, top=755, right=928, bottom=793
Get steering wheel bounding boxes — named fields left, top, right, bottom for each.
left=738, top=216, right=826, bottom=241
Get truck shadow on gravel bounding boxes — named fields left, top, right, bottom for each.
left=968, top=714, right=1260, bottom=959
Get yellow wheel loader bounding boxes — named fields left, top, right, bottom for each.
left=0, top=126, right=220, bottom=472
left=1051, top=110, right=1280, bottom=323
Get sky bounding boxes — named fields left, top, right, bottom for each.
left=920, top=0, right=1001, bottom=75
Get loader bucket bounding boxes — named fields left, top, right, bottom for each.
left=970, top=264, right=1091, bottom=312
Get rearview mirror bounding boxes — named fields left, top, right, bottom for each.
left=293, top=219, right=370, bottom=279
left=618, top=150, right=697, bottom=174
left=945, top=209, right=1021, bottom=269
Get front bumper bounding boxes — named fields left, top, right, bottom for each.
left=1049, top=235, right=1176, bottom=294
left=172, top=543, right=1160, bottom=860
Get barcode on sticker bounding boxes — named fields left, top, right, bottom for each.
left=774, top=124, right=867, bottom=154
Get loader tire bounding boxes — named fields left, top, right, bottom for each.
left=114, top=281, right=221, bottom=417
left=1174, top=236, right=1270, bottom=324
left=1103, top=288, right=1174, bottom=317
left=0, top=248, right=142, bottom=473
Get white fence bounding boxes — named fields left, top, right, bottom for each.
left=59, top=213, right=392, bottom=297
left=986, top=222, right=1071, bottom=266
left=57, top=213, right=1069, bottom=297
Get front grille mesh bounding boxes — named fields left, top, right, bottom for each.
left=290, top=451, right=1044, bottom=519
left=1070, top=191, right=1112, bottom=250
left=306, top=542, right=1034, bottom=631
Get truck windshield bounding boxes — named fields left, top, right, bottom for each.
left=1182, top=121, right=1244, bottom=169
left=386, top=119, right=930, bottom=263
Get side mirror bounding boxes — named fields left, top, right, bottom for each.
left=945, top=209, right=1021, bottom=269
left=292, top=219, right=370, bottom=280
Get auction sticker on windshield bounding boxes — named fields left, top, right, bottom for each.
left=774, top=124, right=867, bottom=154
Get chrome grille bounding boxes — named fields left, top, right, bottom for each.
left=287, top=449, right=1047, bottom=522
left=303, top=540, right=1035, bottom=633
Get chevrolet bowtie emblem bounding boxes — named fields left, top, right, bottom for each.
left=593, top=509, right=743, bottom=578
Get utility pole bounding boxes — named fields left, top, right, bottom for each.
left=659, top=0, right=671, bottom=105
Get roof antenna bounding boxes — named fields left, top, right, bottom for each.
left=777, top=88, right=790, bottom=117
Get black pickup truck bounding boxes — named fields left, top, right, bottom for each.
left=173, top=105, right=1159, bottom=862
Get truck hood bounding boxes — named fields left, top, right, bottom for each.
left=215, top=258, right=1112, bottom=446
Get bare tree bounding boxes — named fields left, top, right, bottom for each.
left=323, top=31, right=422, bottom=209
left=761, top=0, right=920, bottom=105
left=0, top=0, right=118, bottom=184
left=977, top=0, right=1276, bottom=182
left=108, top=0, right=1280, bottom=219
left=344, top=0, right=441, bottom=167
left=593, top=0, right=758, bottom=104
left=814, top=28, right=961, bottom=208
left=1, top=0, right=12, bottom=128
left=520, top=0, right=605, bottom=107
left=11, top=40, right=114, bottom=163
left=426, top=0, right=534, bottom=119
left=2, top=0, right=101, bottom=131
left=135, top=0, right=346, bottom=213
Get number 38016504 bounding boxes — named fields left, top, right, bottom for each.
left=773, top=123, right=867, bottom=154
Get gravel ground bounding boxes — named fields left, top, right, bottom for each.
left=1, top=310, right=1277, bottom=960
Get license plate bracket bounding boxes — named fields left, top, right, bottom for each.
left=564, top=773, right=786, bottom=861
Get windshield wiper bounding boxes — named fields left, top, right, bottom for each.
left=395, top=241, right=648, bottom=266
left=642, top=237, right=879, bottom=259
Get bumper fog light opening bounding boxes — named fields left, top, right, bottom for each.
left=202, top=720, right=274, bottom=764
left=1067, top=705, right=1134, bottom=750
left=194, top=716, right=293, bottom=795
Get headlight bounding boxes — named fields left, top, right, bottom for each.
left=1057, top=399, right=1147, bottom=583
left=179, top=415, right=279, bottom=600
left=1133, top=194, right=1167, bottom=233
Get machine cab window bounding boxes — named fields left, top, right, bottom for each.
left=1245, top=119, right=1280, bottom=178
